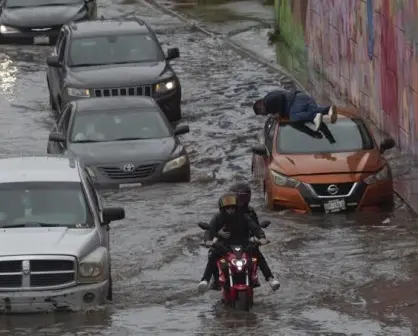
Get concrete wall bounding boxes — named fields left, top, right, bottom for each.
left=275, top=0, right=418, bottom=156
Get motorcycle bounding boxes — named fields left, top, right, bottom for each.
left=198, top=220, right=271, bottom=311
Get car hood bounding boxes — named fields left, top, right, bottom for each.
left=68, top=138, right=176, bottom=165
left=1, top=5, right=84, bottom=28
left=0, top=227, right=98, bottom=257
left=67, top=62, right=167, bottom=87
left=273, top=151, right=383, bottom=176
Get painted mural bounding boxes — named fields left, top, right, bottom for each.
left=277, top=0, right=418, bottom=156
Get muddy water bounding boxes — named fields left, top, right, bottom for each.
left=0, top=0, right=417, bottom=335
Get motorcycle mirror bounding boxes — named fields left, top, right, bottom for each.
left=260, top=220, right=271, bottom=228
left=198, top=222, right=210, bottom=230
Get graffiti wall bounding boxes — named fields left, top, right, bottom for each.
left=278, top=0, right=418, bottom=155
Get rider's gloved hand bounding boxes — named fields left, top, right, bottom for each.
left=249, top=237, right=259, bottom=243
left=259, top=238, right=268, bottom=245
left=217, top=228, right=231, bottom=239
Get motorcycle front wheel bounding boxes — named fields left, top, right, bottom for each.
left=234, top=291, right=252, bottom=311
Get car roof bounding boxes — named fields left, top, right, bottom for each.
left=68, top=19, right=150, bottom=38
left=275, top=107, right=362, bottom=122
left=0, top=156, right=82, bottom=183
left=73, top=96, right=159, bottom=112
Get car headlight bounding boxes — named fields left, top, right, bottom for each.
left=67, top=87, right=90, bottom=97
left=364, top=165, right=390, bottom=184
left=163, top=155, right=187, bottom=173
left=0, top=25, right=19, bottom=34
left=270, top=170, right=300, bottom=187
left=155, top=80, right=176, bottom=93
left=78, top=247, right=108, bottom=284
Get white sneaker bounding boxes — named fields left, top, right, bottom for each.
left=268, top=279, right=280, bottom=291
left=328, top=105, right=337, bottom=123
left=198, top=280, right=209, bottom=293
left=313, top=113, right=323, bottom=131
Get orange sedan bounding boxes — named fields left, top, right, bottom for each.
left=251, top=109, right=396, bottom=213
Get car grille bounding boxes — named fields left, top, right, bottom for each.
left=0, top=256, right=76, bottom=291
left=310, top=182, right=354, bottom=196
left=92, top=86, right=153, bottom=97
left=98, top=163, right=159, bottom=180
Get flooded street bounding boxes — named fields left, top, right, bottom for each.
left=0, top=0, right=418, bottom=335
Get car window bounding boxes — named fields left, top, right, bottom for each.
left=0, top=182, right=93, bottom=228
left=68, top=34, right=165, bottom=67
left=276, top=118, right=375, bottom=154
left=4, top=0, right=82, bottom=7
left=57, top=105, right=72, bottom=133
left=69, top=109, right=171, bottom=143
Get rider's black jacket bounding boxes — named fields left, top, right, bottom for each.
left=246, top=206, right=259, bottom=225
left=204, top=212, right=265, bottom=246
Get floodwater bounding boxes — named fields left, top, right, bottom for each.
left=0, top=0, right=418, bottom=335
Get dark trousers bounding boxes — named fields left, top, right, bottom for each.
left=288, top=93, right=330, bottom=122
left=201, top=246, right=274, bottom=282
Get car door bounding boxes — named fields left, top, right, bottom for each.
left=262, top=117, right=277, bottom=181
left=47, top=29, right=65, bottom=101
left=50, top=31, right=68, bottom=112
left=47, top=104, right=72, bottom=154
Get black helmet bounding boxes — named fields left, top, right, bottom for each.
left=229, top=182, right=251, bottom=208
left=218, top=192, right=238, bottom=215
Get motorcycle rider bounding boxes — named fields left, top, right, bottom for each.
left=198, top=192, right=280, bottom=293
left=208, top=182, right=280, bottom=290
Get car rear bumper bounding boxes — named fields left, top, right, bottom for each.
left=0, top=31, right=59, bottom=45
left=269, top=180, right=393, bottom=213
left=154, top=89, right=181, bottom=122
left=88, top=159, right=191, bottom=190
left=0, top=281, right=108, bottom=313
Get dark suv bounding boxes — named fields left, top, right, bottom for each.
left=46, top=17, right=182, bottom=121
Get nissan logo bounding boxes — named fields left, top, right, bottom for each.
left=123, top=163, right=135, bottom=172
left=327, top=184, right=339, bottom=195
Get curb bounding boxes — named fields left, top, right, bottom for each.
left=142, top=0, right=417, bottom=214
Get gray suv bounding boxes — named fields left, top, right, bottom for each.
left=46, top=17, right=182, bottom=121
left=0, top=155, right=125, bottom=312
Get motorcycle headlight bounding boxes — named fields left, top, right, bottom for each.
left=231, top=258, right=247, bottom=267
left=0, top=25, right=19, bottom=34
left=66, top=87, right=90, bottom=97
left=155, top=80, right=176, bottom=93
left=364, top=165, right=390, bottom=185
left=78, top=247, right=108, bottom=283
left=270, top=170, right=300, bottom=187
left=163, top=155, right=187, bottom=173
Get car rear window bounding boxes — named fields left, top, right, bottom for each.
left=68, top=34, right=164, bottom=67
left=276, top=118, right=375, bottom=154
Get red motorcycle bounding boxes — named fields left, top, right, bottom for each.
left=198, top=220, right=270, bottom=311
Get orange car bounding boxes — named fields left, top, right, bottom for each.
left=251, top=108, right=396, bottom=213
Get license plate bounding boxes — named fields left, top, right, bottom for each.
left=33, top=36, right=50, bottom=45
left=119, top=182, right=142, bottom=189
left=324, top=199, right=346, bottom=213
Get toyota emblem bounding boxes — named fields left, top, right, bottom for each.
left=22, top=260, right=30, bottom=275
left=123, top=164, right=135, bottom=172
left=327, top=184, right=339, bottom=195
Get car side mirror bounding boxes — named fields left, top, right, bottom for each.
left=166, top=47, right=180, bottom=61
left=252, top=143, right=268, bottom=156
left=47, top=55, right=60, bottom=67
left=101, top=207, right=125, bottom=225
left=174, top=124, right=189, bottom=136
left=379, top=137, right=396, bottom=153
left=49, top=132, right=66, bottom=142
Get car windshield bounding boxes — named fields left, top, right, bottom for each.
left=4, top=0, right=81, bottom=7
left=68, top=34, right=164, bottom=67
left=70, top=109, right=171, bottom=143
left=0, top=182, right=92, bottom=228
left=277, top=118, right=375, bottom=154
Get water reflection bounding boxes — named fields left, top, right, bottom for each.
left=0, top=56, right=17, bottom=98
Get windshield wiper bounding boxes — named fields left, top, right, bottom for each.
left=113, top=137, right=146, bottom=141
left=1, top=222, right=62, bottom=228
left=72, top=139, right=103, bottom=143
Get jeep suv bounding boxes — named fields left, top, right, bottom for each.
left=0, top=155, right=125, bottom=312
left=46, top=17, right=182, bottom=121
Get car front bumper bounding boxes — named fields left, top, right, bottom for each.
left=0, top=281, right=108, bottom=313
left=0, top=30, right=59, bottom=45
left=268, top=180, right=394, bottom=213
left=87, top=158, right=191, bottom=190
